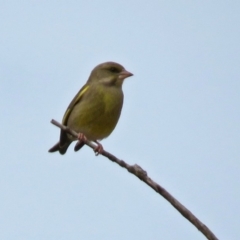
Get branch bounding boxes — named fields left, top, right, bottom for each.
left=50, top=119, right=219, bottom=240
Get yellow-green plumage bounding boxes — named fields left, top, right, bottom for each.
left=49, top=61, right=133, bottom=154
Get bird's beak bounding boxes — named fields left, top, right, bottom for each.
left=119, top=69, right=133, bottom=80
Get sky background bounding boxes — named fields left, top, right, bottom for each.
left=1, top=1, right=240, bottom=240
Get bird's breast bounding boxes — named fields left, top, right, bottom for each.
left=68, top=85, right=124, bottom=141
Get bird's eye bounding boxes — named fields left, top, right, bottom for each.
left=109, top=67, right=118, bottom=73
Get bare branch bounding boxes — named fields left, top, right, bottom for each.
left=50, top=119, right=219, bottom=240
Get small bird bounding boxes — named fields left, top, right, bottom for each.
left=49, top=61, right=133, bottom=155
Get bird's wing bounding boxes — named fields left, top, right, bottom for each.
left=62, top=84, right=90, bottom=125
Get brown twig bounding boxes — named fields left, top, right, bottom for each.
left=50, top=119, right=219, bottom=240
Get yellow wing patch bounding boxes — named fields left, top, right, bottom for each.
left=62, top=84, right=90, bottom=125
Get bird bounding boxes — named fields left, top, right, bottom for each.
left=48, top=61, right=133, bottom=155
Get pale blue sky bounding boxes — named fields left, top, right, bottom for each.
left=1, top=1, right=240, bottom=239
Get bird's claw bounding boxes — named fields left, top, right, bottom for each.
left=77, top=133, right=87, bottom=142
left=94, top=142, right=103, bottom=156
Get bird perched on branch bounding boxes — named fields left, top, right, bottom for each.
left=49, top=61, right=133, bottom=155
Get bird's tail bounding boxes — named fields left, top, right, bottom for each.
left=48, top=141, right=71, bottom=155
left=74, top=141, right=85, bottom=152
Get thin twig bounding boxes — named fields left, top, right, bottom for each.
left=50, top=119, right=219, bottom=240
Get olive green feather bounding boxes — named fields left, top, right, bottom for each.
left=49, top=61, right=133, bottom=155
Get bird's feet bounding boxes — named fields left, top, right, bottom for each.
left=76, top=134, right=103, bottom=156
left=77, top=133, right=87, bottom=142
left=74, top=133, right=87, bottom=151
left=94, top=141, right=104, bottom=156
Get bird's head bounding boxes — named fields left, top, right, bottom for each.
left=88, top=62, right=133, bottom=87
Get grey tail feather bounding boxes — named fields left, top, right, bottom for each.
left=48, top=142, right=71, bottom=155
left=74, top=141, right=85, bottom=152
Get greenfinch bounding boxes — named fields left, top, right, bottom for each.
left=49, top=61, right=133, bottom=154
